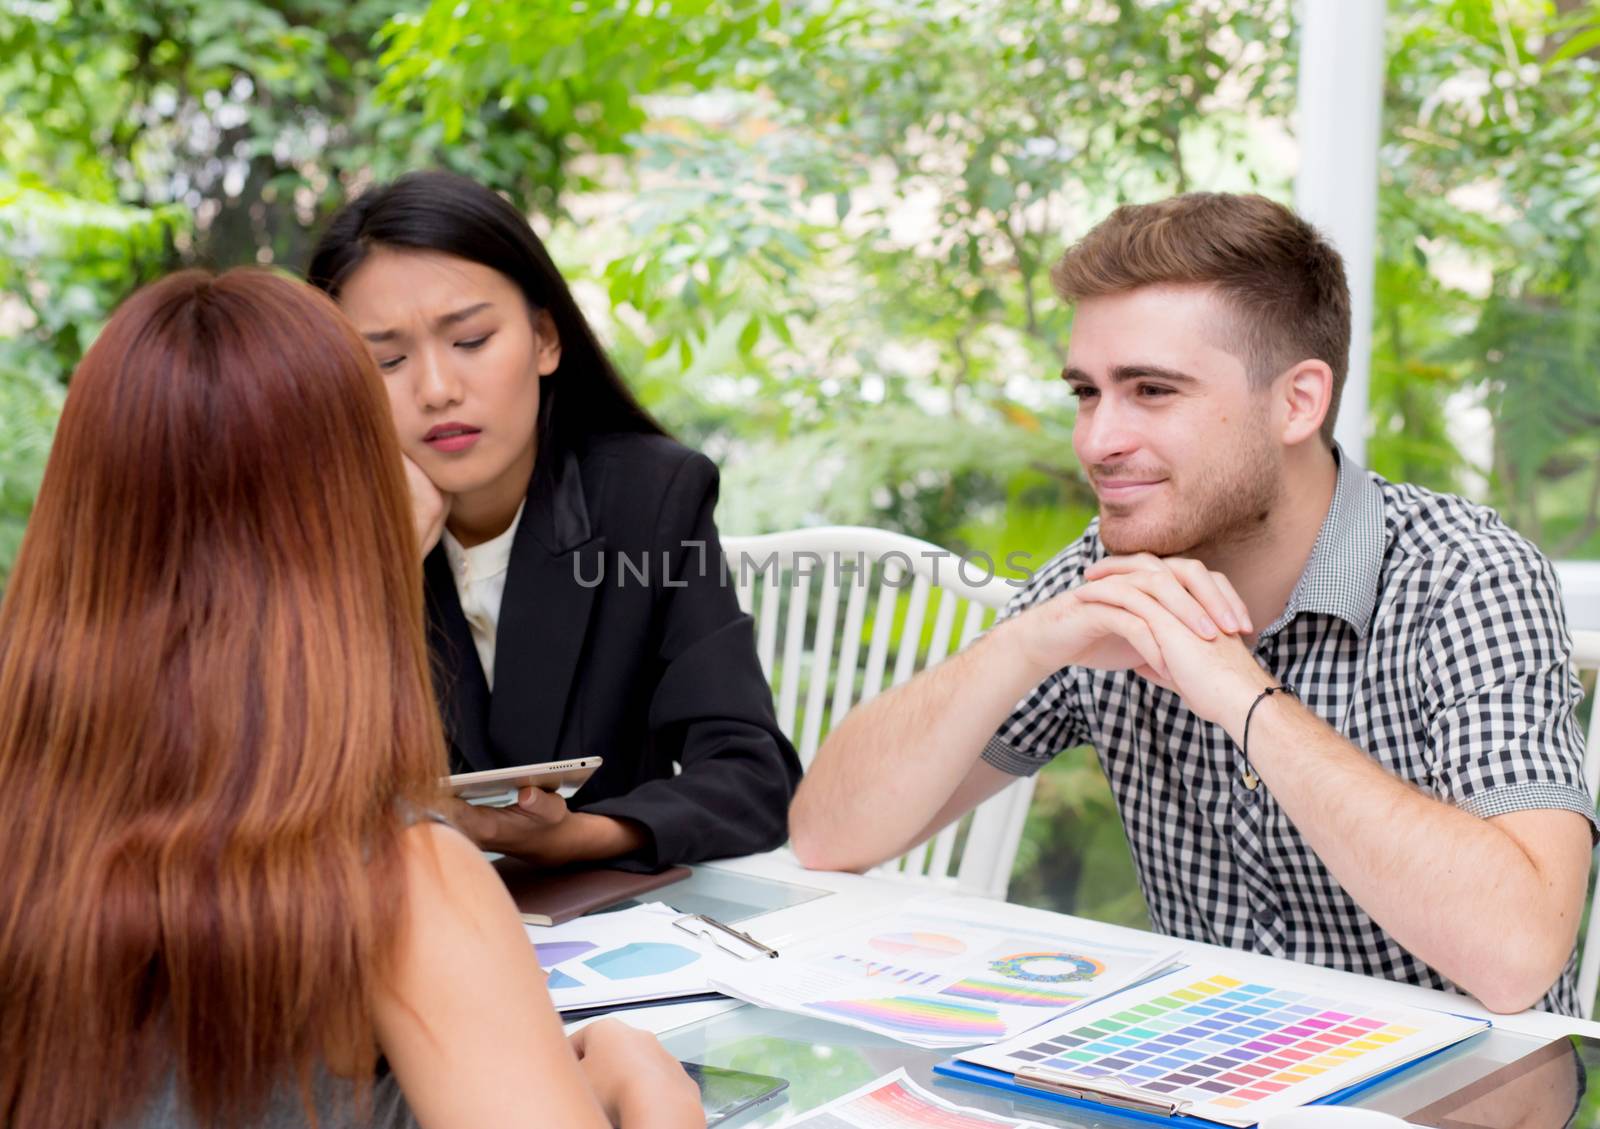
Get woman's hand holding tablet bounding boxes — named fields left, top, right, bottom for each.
left=443, top=757, right=651, bottom=866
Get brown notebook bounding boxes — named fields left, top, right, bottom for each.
left=493, top=857, right=692, bottom=926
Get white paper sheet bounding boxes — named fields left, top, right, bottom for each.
left=710, top=895, right=1180, bottom=1048
left=772, top=1069, right=1050, bottom=1128
left=526, top=902, right=752, bottom=1011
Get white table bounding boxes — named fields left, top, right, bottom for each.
left=576, top=851, right=1600, bottom=1125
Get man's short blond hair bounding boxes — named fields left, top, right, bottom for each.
left=1051, top=193, right=1351, bottom=445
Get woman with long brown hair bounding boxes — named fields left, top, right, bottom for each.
left=0, top=269, right=702, bottom=1129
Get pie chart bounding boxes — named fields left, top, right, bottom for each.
left=869, top=931, right=967, bottom=959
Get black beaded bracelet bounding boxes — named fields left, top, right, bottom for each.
left=1240, top=684, right=1296, bottom=791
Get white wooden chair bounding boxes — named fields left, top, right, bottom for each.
left=722, top=526, right=1036, bottom=898
left=1568, top=629, right=1600, bottom=1017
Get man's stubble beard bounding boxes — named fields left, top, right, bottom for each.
left=1097, top=431, right=1283, bottom=559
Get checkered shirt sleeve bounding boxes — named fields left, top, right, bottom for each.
left=1416, top=549, right=1595, bottom=827
left=980, top=536, right=1096, bottom=777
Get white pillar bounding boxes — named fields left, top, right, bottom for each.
left=1294, top=0, right=1386, bottom=465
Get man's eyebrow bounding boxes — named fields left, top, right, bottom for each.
left=1060, top=364, right=1199, bottom=385
left=1108, top=363, right=1199, bottom=385
left=360, top=302, right=494, bottom=344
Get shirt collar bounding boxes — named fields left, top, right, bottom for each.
left=1259, top=443, right=1387, bottom=641
left=442, top=499, right=526, bottom=585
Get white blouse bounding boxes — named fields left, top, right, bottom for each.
left=439, top=501, right=525, bottom=689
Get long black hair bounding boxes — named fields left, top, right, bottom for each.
left=306, top=170, right=665, bottom=476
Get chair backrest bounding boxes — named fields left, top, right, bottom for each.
left=722, top=525, right=1036, bottom=899
left=1570, top=629, right=1600, bottom=1018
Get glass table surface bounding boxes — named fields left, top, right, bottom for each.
left=613, top=864, right=831, bottom=924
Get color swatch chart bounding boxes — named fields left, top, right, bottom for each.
left=962, top=966, right=1488, bottom=1126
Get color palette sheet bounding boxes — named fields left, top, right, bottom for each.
left=956, top=962, right=1489, bottom=1126
left=710, top=894, right=1180, bottom=1049
left=524, top=902, right=743, bottom=1012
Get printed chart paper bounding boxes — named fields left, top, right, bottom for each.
left=525, top=902, right=740, bottom=1011
left=773, top=1069, right=1050, bottom=1129
left=711, top=895, right=1180, bottom=1049
left=959, top=963, right=1489, bottom=1126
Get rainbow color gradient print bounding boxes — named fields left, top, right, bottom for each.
left=709, top=894, right=1181, bottom=1049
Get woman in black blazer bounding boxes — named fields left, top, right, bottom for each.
left=308, top=171, right=800, bottom=869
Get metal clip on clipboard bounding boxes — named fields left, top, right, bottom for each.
left=672, top=913, right=779, bottom=960
left=1013, top=1065, right=1194, bottom=1118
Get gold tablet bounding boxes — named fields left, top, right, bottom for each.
left=445, top=757, right=602, bottom=801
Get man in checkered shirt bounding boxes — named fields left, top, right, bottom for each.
left=791, top=192, right=1597, bottom=1015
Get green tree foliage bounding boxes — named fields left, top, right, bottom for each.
left=0, top=186, right=182, bottom=585
left=1, top=0, right=421, bottom=583
left=1375, top=0, right=1600, bottom=548
left=373, top=0, right=788, bottom=213
left=564, top=0, right=1296, bottom=561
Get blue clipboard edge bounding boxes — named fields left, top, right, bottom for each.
left=932, top=1014, right=1491, bottom=1128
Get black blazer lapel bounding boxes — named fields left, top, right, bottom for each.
left=488, top=449, right=605, bottom=764
left=423, top=548, right=495, bottom=772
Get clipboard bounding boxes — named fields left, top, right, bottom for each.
left=529, top=903, right=774, bottom=1014
left=673, top=913, right=779, bottom=959
left=548, top=914, right=775, bottom=1017
left=558, top=990, right=728, bottom=1021
left=934, top=1055, right=1446, bottom=1126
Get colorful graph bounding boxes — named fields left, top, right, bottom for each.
left=546, top=968, right=582, bottom=990
left=869, top=931, right=967, bottom=959
left=533, top=940, right=597, bottom=969
left=941, top=978, right=1089, bottom=1008
left=830, top=954, right=941, bottom=986
left=988, top=951, right=1104, bottom=983
left=584, top=942, right=699, bottom=981
left=807, top=995, right=1006, bottom=1040
left=991, top=972, right=1433, bottom=1116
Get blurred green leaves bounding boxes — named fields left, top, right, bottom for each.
left=0, top=355, right=63, bottom=592
left=0, top=182, right=182, bottom=585
left=561, top=0, right=1294, bottom=551
left=373, top=0, right=789, bottom=212
left=1373, top=0, right=1600, bottom=547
